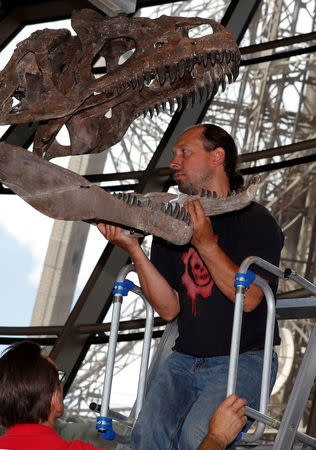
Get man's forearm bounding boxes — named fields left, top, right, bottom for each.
left=97, top=222, right=180, bottom=320
left=129, top=245, right=180, bottom=321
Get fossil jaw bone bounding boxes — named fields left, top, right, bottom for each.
left=0, top=143, right=257, bottom=246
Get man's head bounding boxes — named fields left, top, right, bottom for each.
left=170, top=123, right=243, bottom=194
left=0, top=341, right=64, bottom=428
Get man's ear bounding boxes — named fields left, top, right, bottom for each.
left=212, top=147, right=225, bottom=167
left=51, top=388, right=64, bottom=417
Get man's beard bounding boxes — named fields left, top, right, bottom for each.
left=177, top=179, right=199, bottom=196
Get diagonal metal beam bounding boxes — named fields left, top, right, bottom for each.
left=0, top=0, right=91, bottom=51
left=49, top=0, right=263, bottom=394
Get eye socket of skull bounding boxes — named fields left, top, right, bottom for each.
left=92, top=37, right=136, bottom=76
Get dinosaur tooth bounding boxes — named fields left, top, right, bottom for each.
left=186, top=58, right=194, bottom=72
left=225, top=69, right=233, bottom=84
left=185, top=211, right=191, bottom=225
left=232, top=63, right=239, bottom=80
left=144, top=72, right=152, bottom=86
left=210, top=52, right=216, bottom=65
left=117, top=192, right=123, bottom=200
left=225, top=51, right=231, bottom=64
left=178, top=60, right=186, bottom=79
left=213, top=191, right=217, bottom=198
left=179, top=207, right=186, bottom=220
left=221, top=76, right=226, bottom=92
left=201, top=188, right=206, bottom=197
left=165, top=203, right=173, bottom=215
left=172, top=202, right=180, bottom=218
left=138, top=75, right=144, bottom=91
left=190, top=90, right=197, bottom=107
left=162, top=102, right=167, bottom=112
left=212, top=80, right=219, bottom=96
left=149, top=108, right=154, bottom=118
left=202, top=53, right=208, bottom=67
left=168, top=65, right=177, bottom=84
left=195, top=54, right=202, bottom=65
left=206, top=190, right=212, bottom=198
left=169, top=98, right=175, bottom=114
left=218, top=51, right=224, bottom=63
left=122, top=80, right=129, bottom=90
left=155, top=104, right=160, bottom=115
left=205, top=83, right=212, bottom=99
left=132, top=195, right=138, bottom=205
left=182, top=94, right=189, bottom=110
left=116, top=84, right=122, bottom=96
left=157, top=67, right=166, bottom=85
left=198, top=86, right=206, bottom=102
left=130, top=77, right=137, bottom=89
left=176, top=97, right=183, bottom=111
left=127, top=193, right=133, bottom=204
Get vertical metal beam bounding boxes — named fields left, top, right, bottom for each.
left=50, top=0, right=263, bottom=391
left=273, top=323, right=316, bottom=449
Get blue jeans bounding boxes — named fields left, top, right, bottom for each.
left=131, top=349, right=278, bottom=450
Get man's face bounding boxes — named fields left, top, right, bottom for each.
left=169, top=126, right=214, bottom=195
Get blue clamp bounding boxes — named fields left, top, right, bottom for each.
left=112, top=279, right=134, bottom=296
left=234, top=270, right=255, bottom=289
left=96, top=416, right=116, bottom=440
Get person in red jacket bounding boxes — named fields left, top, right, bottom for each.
left=0, top=341, right=246, bottom=450
left=0, top=341, right=107, bottom=450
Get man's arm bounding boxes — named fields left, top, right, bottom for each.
left=198, top=395, right=247, bottom=450
left=97, top=223, right=180, bottom=320
left=184, top=200, right=264, bottom=312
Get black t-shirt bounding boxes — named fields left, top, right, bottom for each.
left=151, top=202, right=284, bottom=357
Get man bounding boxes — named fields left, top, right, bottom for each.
left=98, top=123, right=283, bottom=450
left=0, top=341, right=246, bottom=450
left=0, top=341, right=108, bottom=450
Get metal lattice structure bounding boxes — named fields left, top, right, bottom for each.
left=0, top=0, right=315, bottom=443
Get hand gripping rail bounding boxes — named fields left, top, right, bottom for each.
left=95, top=264, right=154, bottom=443
left=227, top=256, right=316, bottom=448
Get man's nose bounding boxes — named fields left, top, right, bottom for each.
left=169, top=155, right=181, bottom=169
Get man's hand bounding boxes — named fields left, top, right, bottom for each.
left=184, top=199, right=217, bottom=252
left=198, top=395, right=248, bottom=450
left=97, top=222, right=140, bottom=254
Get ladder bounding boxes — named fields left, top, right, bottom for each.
left=94, top=258, right=316, bottom=449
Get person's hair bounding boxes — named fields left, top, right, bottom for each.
left=199, top=123, right=244, bottom=191
left=0, top=341, right=58, bottom=427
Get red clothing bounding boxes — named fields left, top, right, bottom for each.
left=0, top=424, right=107, bottom=450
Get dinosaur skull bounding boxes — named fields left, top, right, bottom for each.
left=0, top=9, right=240, bottom=159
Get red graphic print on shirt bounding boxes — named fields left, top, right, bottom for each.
left=181, top=237, right=218, bottom=316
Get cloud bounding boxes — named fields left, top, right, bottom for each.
left=0, top=195, right=54, bottom=286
